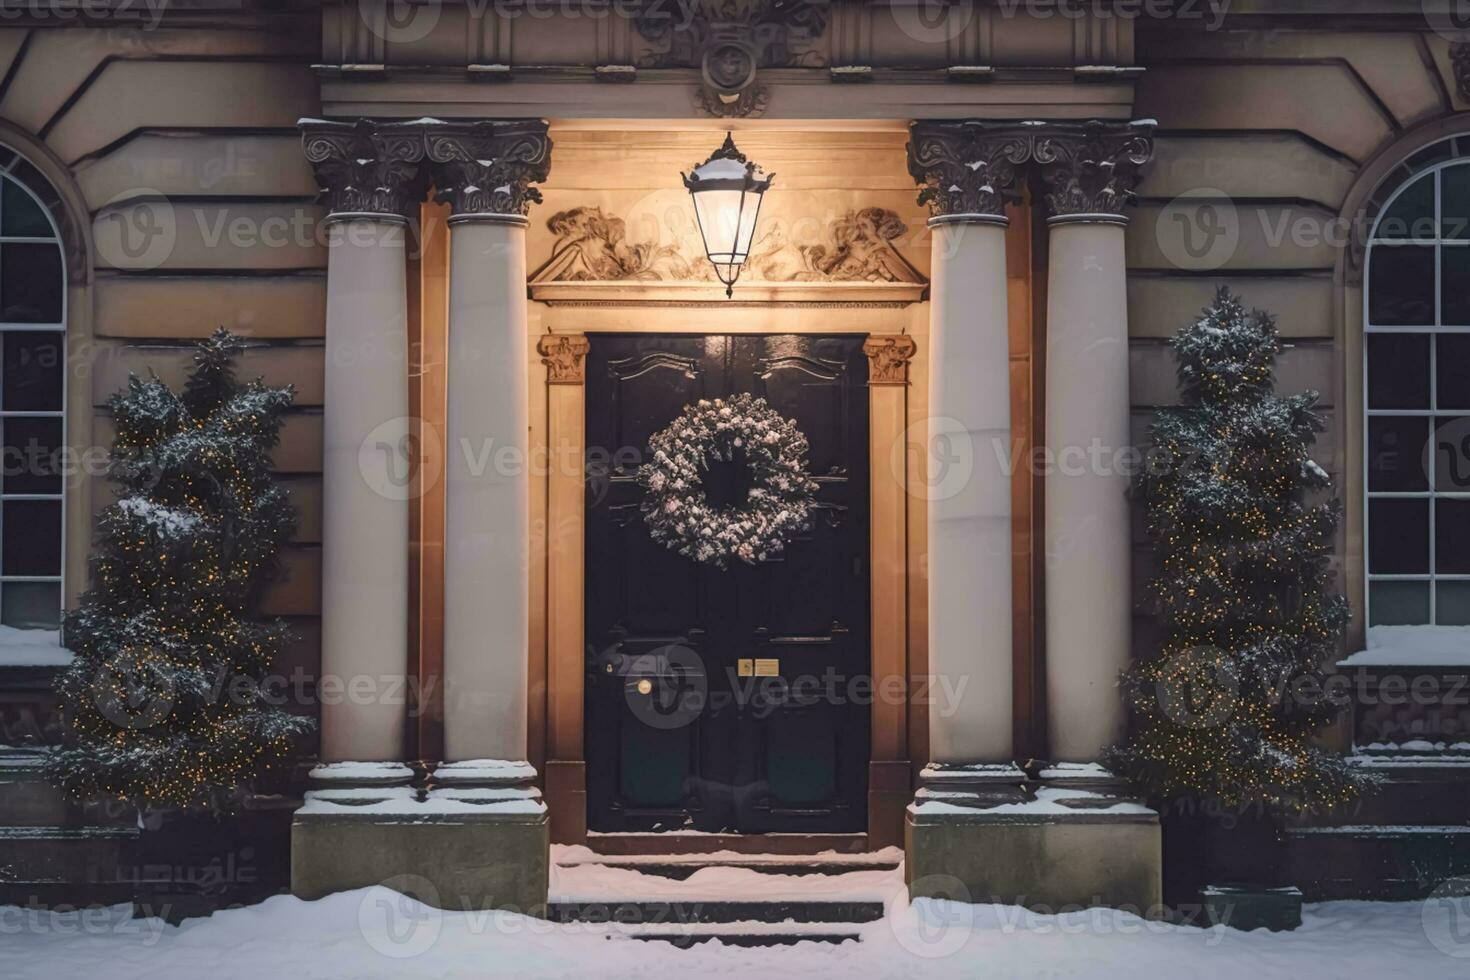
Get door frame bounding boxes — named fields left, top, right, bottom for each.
left=530, top=317, right=924, bottom=850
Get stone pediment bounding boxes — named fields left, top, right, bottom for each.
left=527, top=203, right=927, bottom=306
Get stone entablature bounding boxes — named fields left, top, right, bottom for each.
left=906, top=118, right=1155, bottom=223
left=324, top=0, right=1136, bottom=72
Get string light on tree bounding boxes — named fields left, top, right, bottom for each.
left=1106, top=288, right=1373, bottom=813
left=47, top=329, right=312, bottom=810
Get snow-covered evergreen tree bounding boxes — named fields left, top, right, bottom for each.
left=47, top=329, right=312, bottom=809
left=1108, top=288, right=1371, bottom=812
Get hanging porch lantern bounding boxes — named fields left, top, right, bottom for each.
left=683, top=132, right=774, bottom=298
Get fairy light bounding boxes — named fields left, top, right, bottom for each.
left=1109, top=288, right=1368, bottom=814
left=45, top=329, right=312, bottom=809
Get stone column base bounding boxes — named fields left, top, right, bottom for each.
left=291, top=760, right=549, bottom=914
left=906, top=763, right=1162, bottom=912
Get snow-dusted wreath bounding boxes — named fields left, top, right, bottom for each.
left=638, top=393, right=820, bottom=569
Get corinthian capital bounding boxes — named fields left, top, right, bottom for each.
left=425, top=120, right=553, bottom=220
left=906, top=120, right=1033, bottom=222
left=1032, top=120, right=1154, bottom=223
left=299, top=118, right=428, bottom=220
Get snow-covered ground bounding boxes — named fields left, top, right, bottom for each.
left=3, top=884, right=1468, bottom=980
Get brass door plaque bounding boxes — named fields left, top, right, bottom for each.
left=738, top=658, right=754, bottom=677
left=754, top=658, right=780, bottom=677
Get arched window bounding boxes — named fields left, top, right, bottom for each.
left=0, top=145, right=65, bottom=646
left=1365, top=148, right=1470, bottom=627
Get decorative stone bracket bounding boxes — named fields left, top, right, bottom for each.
left=863, top=335, right=917, bottom=386
left=300, top=117, right=553, bottom=220
left=906, top=119, right=1155, bottom=223
left=537, top=334, right=591, bottom=384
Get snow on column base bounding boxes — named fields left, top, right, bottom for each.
left=905, top=763, right=1162, bottom=914
left=291, top=760, right=548, bottom=913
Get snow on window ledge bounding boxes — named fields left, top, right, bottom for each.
left=1338, top=625, right=1470, bottom=668
left=0, top=624, right=69, bottom=667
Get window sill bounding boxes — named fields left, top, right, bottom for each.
left=1338, top=625, right=1470, bottom=668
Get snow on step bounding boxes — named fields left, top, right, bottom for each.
left=555, top=843, right=903, bottom=867
left=549, top=853, right=904, bottom=904
left=552, top=843, right=901, bottom=878
left=617, top=919, right=866, bottom=947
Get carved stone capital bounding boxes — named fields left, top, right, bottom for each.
left=425, top=120, right=552, bottom=219
left=863, top=335, right=917, bottom=386
left=299, top=118, right=429, bottom=220
left=538, top=334, right=590, bottom=384
left=906, top=120, right=1033, bottom=221
left=1454, top=42, right=1470, bottom=103
left=1032, top=120, right=1154, bottom=223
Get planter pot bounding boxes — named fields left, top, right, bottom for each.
left=132, top=801, right=295, bottom=921
left=1160, top=800, right=1289, bottom=909
left=1202, top=884, right=1303, bottom=932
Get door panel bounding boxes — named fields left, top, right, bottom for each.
left=585, top=333, right=871, bottom=834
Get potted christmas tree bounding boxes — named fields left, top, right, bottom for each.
left=46, top=329, right=313, bottom=916
left=1107, top=288, right=1374, bottom=923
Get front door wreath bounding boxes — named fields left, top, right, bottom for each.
left=637, top=393, right=819, bottom=568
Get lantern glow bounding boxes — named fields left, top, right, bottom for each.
left=682, top=132, right=774, bottom=298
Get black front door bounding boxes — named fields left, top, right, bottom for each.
left=584, top=333, right=871, bottom=834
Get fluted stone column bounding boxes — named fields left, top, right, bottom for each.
left=1037, top=122, right=1154, bottom=763
left=300, top=120, right=426, bottom=764
left=907, top=122, right=1030, bottom=765
left=426, top=121, right=552, bottom=764
left=905, top=121, right=1160, bottom=913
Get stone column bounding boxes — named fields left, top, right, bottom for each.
left=426, top=121, right=552, bottom=765
left=1036, top=121, right=1154, bottom=763
left=863, top=334, right=918, bottom=848
left=300, top=119, right=426, bottom=765
left=904, top=121, right=1160, bottom=913
left=907, top=122, right=1030, bottom=765
left=539, top=334, right=590, bottom=843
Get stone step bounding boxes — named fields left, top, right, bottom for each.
left=0, top=826, right=138, bottom=908
left=1318, top=759, right=1470, bottom=827
left=1285, top=823, right=1470, bottom=901
left=0, top=749, right=67, bottom=826
left=620, top=921, right=866, bottom=947
left=555, top=856, right=900, bottom=880
left=0, top=750, right=134, bottom=828
left=546, top=898, right=887, bottom=925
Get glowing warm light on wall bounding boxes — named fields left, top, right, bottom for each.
left=682, top=132, right=773, bottom=297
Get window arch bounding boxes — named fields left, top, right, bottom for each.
left=1364, top=145, right=1470, bottom=627
left=0, top=144, right=66, bottom=642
